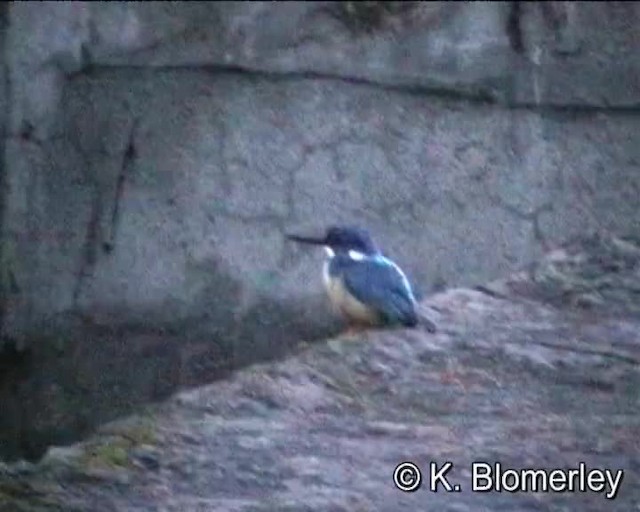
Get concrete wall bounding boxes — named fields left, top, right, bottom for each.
left=1, top=1, right=639, bottom=346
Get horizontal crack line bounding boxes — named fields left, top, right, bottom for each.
left=78, top=62, right=640, bottom=115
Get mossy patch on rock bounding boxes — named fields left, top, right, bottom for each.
left=82, top=441, right=130, bottom=469
left=78, top=419, right=157, bottom=471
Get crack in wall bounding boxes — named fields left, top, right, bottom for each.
left=507, top=1, right=525, bottom=55
left=72, top=188, right=101, bottom=304
left=68, top=116, right=140, bottom=306
left=286, top=133, right=383, bottom=222
left=103, top=119, right=138, bottom=254
left=487, top=193, right=555, bottom=253
left=82, top=64, right=640, bottom=114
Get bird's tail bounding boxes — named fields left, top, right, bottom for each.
left=418, top=315, right=437, bottom=333
left=416, top=305, right=437, bottom=333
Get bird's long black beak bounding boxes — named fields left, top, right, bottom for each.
left=286, top=233, right=327, bottom=246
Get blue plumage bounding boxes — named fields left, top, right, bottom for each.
left=287, top=225, right=421, bottom=329
left=328, top=254, right=418, bottom=327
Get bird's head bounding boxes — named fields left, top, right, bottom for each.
left=287, top=225, right=379, bottom=257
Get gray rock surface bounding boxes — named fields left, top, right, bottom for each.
left=0, top=234, right=638, bottom=511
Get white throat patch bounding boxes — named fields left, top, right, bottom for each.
left=323, top=247, right=366, bottom=261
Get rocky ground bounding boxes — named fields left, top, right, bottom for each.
left=0, top=233, right=639, bottom=511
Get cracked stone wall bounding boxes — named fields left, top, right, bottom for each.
left=0, top=2, right=638, bottom=459
left=0, top=2, right=640, bottom=458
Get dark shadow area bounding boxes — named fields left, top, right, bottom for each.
left=0, top=274, right=339, bottom=462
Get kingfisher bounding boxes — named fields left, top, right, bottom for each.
left=288, top=226, right=435, bottom=331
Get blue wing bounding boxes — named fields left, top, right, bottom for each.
left=331, top=255, right=418, bottom=327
